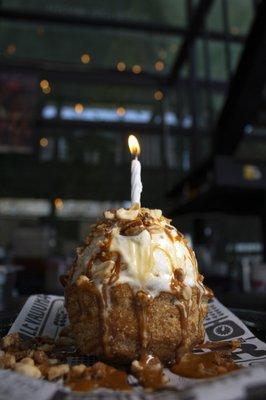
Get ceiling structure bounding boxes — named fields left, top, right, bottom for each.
left=0, top=0, right=259, bottom=210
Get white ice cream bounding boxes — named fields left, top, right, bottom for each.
left=72, top=222, right=200, bottom=298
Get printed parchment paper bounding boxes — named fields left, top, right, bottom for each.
left=0, top=295, right=265, bottom=400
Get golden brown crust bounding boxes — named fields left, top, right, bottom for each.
left=65, top=281, right=209, bottom=363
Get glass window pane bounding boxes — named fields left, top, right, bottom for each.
left=209, top=41, right=228, bottom=81
left=0, top=198, right=50, bottom=217
left=195, top=39, right=206, bottom=79
left=206, top=0, right=224, bottom=32
left=0, top=21, right=181, bottom=75
left=228, top=0, right=254, bottom=36
left=176, top=84, right=191, bottom=128
left=197, top=135, right=212, bottom=163
left=180, top=62, right=190, bottom=78
left=230, top=43, right=243, bottom=75
left=196, top=87, right=211, bottom=128
left=212, top=91, right=225, bottom=121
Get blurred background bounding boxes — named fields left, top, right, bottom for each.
left=0, top=0, right=266, bottom=317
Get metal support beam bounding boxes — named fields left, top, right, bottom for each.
left=168, top=0, right=214, bottom=85
left=0, top=58, right=161, bottom=87
left=0, top=7, right=186, bottom=35
left=214, top=0, right=266, bottom=155
left=0, top=58, right=228, bottom=91
left=0, top=7, right=245, bottom=44
left=37, top=118, right=195, bottom=136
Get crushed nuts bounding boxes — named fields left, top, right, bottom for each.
left=0, top=353, right=16, bottom=369
left=1, top=333, right=20, bottom=349
left=69, top=364, right=86, bottom=378
left=33, top=350, right=48, bottom=364
left=149, top=209, right=162, bottom=219
left=14, top=362, right=41, bottom=379
left=20, top=357, right=35, bottom=366
left=48, top=364, right=70, bottom=381
left=104, top=210, right=115, bottom=220
left=116, top=208, right=139, bottom=221
left=120, top=219, right=144, bottom=236
left=182, top=286, right=192, bottom=300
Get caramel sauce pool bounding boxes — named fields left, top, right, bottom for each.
left=131, top=353, right=166, bottom=389
left=68, top=369, right=131, bottom=392
left=171, top=351, right=240, bottom=379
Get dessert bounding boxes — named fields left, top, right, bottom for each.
left=62, top=204, right=213, bottom=364
left=0, top=332, right=241, bottom=390
left=0, top=205, right=242, bottom=392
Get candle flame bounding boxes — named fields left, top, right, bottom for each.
left=128, top=134, right=140, bottom=156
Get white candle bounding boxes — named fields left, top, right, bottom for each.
left=131, top=156, right=142, bottom=204
left=128, top=135, right=143, bottom=205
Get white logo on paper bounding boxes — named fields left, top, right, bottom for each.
left=213, top=324, right=234, bottom=337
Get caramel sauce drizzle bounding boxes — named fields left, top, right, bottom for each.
left=164, top=227, right=175, bottom=243
left=134, top=291, right=151, bottom=351
left=171, top=350, right=241, bottom=379
left=131, top=353, right=166, bottom=389
left=68, top=364, right=131, bottom=392
left=108, top=252, right=122, bottom=284
left=87, top=233, right=121, bottom=358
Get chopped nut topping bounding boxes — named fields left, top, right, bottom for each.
left=48, top=364, right=70, bottom=381
left=116, top=208, right=139, bottom=221
left=69, top=364, right=87, bottom=378
left=0, top=353, right=16, bottom=369
left=149, top=209, right=162, bottom=219
left=33, top=350, right=48, bottom=364
left=20, top=357, right=35, bottom=366
left=131, top=353, right=168, bottom=389
left=1, top=333, right=21, bottom=349
left=76, top=275, right=90, bottom=287
left=104, top=210, right=115, bottom=220
left=14, top=362, right=42, bottom=379
left=182, top=286, right=192, bottom=300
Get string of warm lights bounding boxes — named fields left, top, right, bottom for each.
left=154, top=90, right=164, bottom=101
left=132, top=64, right=142, bottom=74
left=40, top=79, right=51, bottom=94
left=34, top=50, right=164, bottom=151
left=74, top=103, right=84, bottom=113
left=154, top=60, right=165, bottom=71
left=117, top=61, right=126, bottom=71
left=81, top=53, right=91, bottom=64
left=116, top=106, right=126, bottom=116
left=5, top=42, right=165, bottom=76
left=40, top=137, right=49, bottom=147
left=54, top=198, right=64, bottom=210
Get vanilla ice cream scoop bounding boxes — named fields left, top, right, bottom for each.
left=64, top=205, right=212, bottom=362
left=71, top=206, right=205, bottom=299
